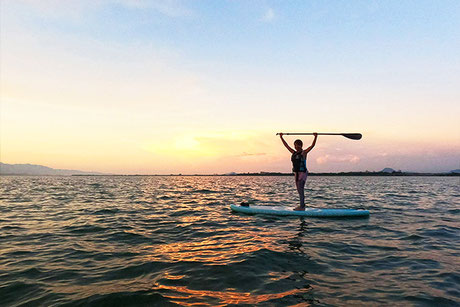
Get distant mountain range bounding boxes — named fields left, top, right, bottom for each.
left=0, top=163, right=104, bottom=176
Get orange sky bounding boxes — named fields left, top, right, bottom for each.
left=1, top=1, right=459, bottom=174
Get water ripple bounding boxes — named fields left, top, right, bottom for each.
left=0, top=175, right=459, bottom=306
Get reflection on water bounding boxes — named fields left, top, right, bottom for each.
left=155, top=284, right=311, bottom=306
left=0, top=175, right=459, bottom=306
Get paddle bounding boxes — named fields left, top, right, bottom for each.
left=276, top=133, right=362, bottom=140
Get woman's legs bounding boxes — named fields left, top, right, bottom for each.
left=295, top=172, right=307, bottom=210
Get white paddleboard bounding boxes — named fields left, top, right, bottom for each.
left=230, top=204, right=369, bottom=217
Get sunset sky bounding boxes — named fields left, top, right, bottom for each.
left=1, top=0, right=459, bottom=174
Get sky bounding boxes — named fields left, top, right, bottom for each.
left=1, top=0, right=459, bottom=174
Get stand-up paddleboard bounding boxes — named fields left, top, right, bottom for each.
left=230, top=204, right=370, bottom=217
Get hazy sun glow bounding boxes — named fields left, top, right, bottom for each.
left=1, top=1, right=459, bottom=174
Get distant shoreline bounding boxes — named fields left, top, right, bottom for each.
left=2, top=163, right=459, bottom=177
left=2, top=172, right=459, bottom=177
left=64, top=171, right=458, bottom=177
left=69, top=172, right=457, bottom=177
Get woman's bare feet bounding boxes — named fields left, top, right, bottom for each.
left=293, top=206, right=305, bottom=211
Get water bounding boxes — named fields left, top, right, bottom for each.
left=0, top=175, right=459, bottom=306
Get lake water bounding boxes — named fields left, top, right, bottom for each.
left=0, top=176, right=459, bottom=306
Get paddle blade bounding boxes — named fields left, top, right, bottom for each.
left=343, top=133, right=362, bottom=140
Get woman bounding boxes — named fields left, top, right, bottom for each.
left=279, top=132, right=318, bottom=211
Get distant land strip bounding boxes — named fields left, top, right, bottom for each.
left=1, top=163, right=459, bottom=176
left=70, top=171, right=460, bottom=177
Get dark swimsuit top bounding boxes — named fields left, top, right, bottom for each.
left=291, top=151, right=307, bottom=172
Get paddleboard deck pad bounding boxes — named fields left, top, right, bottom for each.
left=230, top=204, right=369, bottom=217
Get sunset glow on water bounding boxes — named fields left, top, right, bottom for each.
left=1, top=176, right=459, bottom=305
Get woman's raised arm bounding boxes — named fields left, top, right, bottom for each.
left=279, top=133, right=295, bottom=154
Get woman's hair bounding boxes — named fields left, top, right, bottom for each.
left=294, top=139, right=303, bottom=147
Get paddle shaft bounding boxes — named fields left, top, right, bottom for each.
left=277, top=133, right=351, bottom=135
left=276, top=133, right=362, bottom=140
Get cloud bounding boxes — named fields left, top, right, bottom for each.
left=120, top=0, right=194, bottom=17
left=235, top=152, right=266, bottom=158
left=8, top=0, right=193, bottom=18
left=316, top=154, right=360, bottom=165
left=261, top=8, right=275, bottom=22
